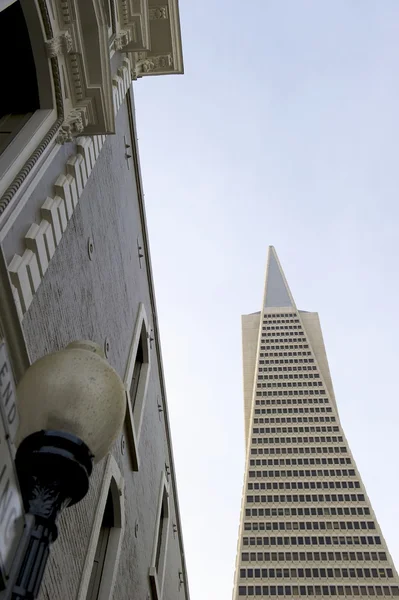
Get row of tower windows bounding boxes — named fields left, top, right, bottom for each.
left=254, top=406, right=337, bottom=420
left=255, top=406, right=337, bottom=420
left=262, top=337, right=307, bottom=344
left=238, top=584, right=399, bottom=597
left=262, top=324, right=306, bottom=332
left=245, top=507, right=369, bottom=517
left=263, top=315, right=298, bottom=321
left=258, top=374, right=320, bottom=380
left=249, top=457, right=352, bottom=467
left=263, top=326, right=302, bottom=331
left=256, top=390, right=325, bottom=397
left=263, top=324, right=302, bottom=330
left=263, top=333, right=304, bottom=340
left=247, top=481, right=361, bottom=492
left=255, top=398, right=329, bottom=405
left=254, top=418, right=336, bottom=425
left=255, top=409, right=333, bottom=416
left=258, top=381, right=323, bottom=388
left=241, top=551, right=388, bottom=563
left=253, top=434, right=342, bottom=444
left=243, top=521, right=376, bottom=532
left=246, top=493, right=365, bottom=503
left=259, top=357, right=314, bottom=363
left=261, top=351, right=312, bottom=357
left=252, top=436, right=343, bottom=445
left=259, top=365, right=318, bottom=371
left=239, top=566, right=394, bottom=579
left=248, top=468, right=356, bottom=478
left=254, top=419, right=335, bottom=426
left=242, top=535, right=382, bottom=546
left=253, top=426, right=339, bottom=434
left=262, top=338, right=307, bottom=346
left=261, top=345, right=310, bottom=351
left=250, top=446, right=348, bottom=455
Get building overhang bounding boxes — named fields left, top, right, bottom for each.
left=0, top=0, right=184, bottom=216
left=49, top=0, right=116, bottom=140
left=50, top=0, right=184, bottom=140
left=131, top=0, right=184, bottom=78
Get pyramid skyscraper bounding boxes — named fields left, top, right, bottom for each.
left=233, top=247, right=399, bottom=599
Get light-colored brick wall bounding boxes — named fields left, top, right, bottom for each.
left=8, top=90, right=188, bottom=600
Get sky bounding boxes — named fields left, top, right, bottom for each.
left=134, top=2, right=399, bottom=599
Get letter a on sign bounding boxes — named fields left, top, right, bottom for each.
left=0, top=340, right=24, bottom=589
left=0, top=341, right=19, bottom=444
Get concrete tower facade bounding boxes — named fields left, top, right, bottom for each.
left=233, top=247, right=399, bottom=599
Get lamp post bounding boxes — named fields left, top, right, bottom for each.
left=11, top=341, right=126, bottom=600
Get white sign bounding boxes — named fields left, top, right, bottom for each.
left=0, top=343, right=19, bottom=444
left=0, top=341, right=24, bottom=588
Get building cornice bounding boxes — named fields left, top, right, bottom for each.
left=133, top=0, right=184, bottom=78
left=4, top=58, right=132, bottom=320
left=0, top=0, right=184, bottom=217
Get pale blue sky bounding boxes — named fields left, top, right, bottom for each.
left=134, top=2, right=399, bottom=598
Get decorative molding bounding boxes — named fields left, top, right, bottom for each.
left=7, top=59, right=132, bottom=318
left=8, top=135, right=105, bottom=318
left=153, top=54, right=174, bottom=69
left=0, top=0, right=64, bottom=216
left=134, top=53, right=173, bottom=77
left=131, top=0, right=184, bottom=77
left=53, top=1, right=116, bottom=134
left=114, top=29, right=130, bottom=51
left=45, top=31, right=73, bottom=57
left=56, top=107, right=89, bottom=144
left=68, top=53, right=85, bottom=102
left=60, top=0, right=73, bottom=25
left=149, top=6, right=169, bottom=20
left=0, top=0, right=180, bottom=219
left=119, top=0, right=129, bottom=26
left=134, top=58, right=154, bottom=75
left=112, top=58, right=132, bottom=115
left=116, top=0, right=150, bottom=50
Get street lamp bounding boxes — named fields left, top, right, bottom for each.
left=11, top=341, right=126, bottom=600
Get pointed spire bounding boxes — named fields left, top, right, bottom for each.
left=263, top=246, right=296, bottom=309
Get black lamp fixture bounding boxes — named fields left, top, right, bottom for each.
left=11, top=341, right=126, bottom=600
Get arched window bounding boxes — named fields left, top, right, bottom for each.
left=0, top=2, right=39, bottom=151
left=0, top=1, right=55, bottom=198
left=77, top=455, right=125, bottom=600
left=124, top=303, right=151, bottom=470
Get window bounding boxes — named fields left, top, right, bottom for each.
left=149, top=474, right=170, bottom=600
left=0, top=1, right=54, bottom=197
left=105, top=0, right=117, bottom=38
left=124, top=303, right=151, bottom=470
left=87, top=491, right=113, bottom=600
left=156, top=500, right=167, bottom=570
left=130, top=338, right=144, bottom=412
left=77, top=455, right=125, bottom=600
